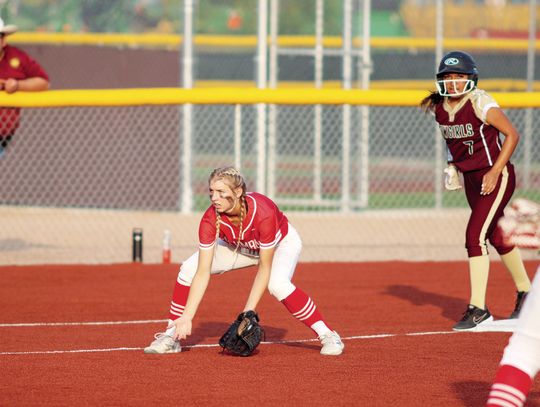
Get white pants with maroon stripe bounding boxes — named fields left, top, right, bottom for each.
left=177, top=223, right=302, bottom=301
left=500, top=266, right=540, bottom=378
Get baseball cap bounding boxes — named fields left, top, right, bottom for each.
left=0, top=18, right=18, bottom=35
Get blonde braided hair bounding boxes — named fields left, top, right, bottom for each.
left=208, top=166, right=247, bottom=253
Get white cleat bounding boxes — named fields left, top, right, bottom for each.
left=144, top=333, right=181, bottom=354
left=319, top=331, right=344, bottom=356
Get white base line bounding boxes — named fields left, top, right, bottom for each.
left=0, top=319, right=168, bottom=327
left=0, top=330, right=460, bottom=356
left=1, top=317, right=513, bottom=356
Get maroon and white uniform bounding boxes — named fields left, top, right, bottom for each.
left=198, top=192, right=289, bottom=256
left=0, top=44, right=49, bottom=136
left=435, top=89, right=515, bottom=258
left=436, top=89, right=503, bottom=173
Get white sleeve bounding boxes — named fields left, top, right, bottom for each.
left=472, top=89, right=499, bottom=123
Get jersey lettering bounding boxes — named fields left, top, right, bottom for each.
left=439, top=123, right=474, bottom=139
left=435, top=90, right=504, bottom=172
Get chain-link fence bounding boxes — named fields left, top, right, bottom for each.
left=0, top=98, right=538, bottom=265
left=2, top=103, right=538, bottom=211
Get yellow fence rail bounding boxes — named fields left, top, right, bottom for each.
left=1, top=88, right=540, bottom=108
left=10, top=33, right=540, bottom=51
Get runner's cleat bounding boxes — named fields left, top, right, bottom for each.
left=509, top=291, right=529, bottom=319
left=453, top=304, right=493, bottom=331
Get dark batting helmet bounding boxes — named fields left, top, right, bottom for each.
left=436, top=51, right=478, bottom=97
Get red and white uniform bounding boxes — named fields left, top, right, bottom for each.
left=500, top=267, right=540, bottom=377
left=167, top=191, right=335, bottom=339
left=487, top=267, right=540, bottom=406
left=177, top=192, right=300, bottom=301
left=198, top=192, right=289, bottom=256
left=0, top=44, right=49, bottom=136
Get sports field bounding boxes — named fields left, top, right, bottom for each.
left=1, top=260, right=538, bottom=406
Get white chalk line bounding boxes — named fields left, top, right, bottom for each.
left=0, top=329, right=459, bottom=356
left=0, top=319, right=168, bottom=327
left=0, top=317, right=512, bottom=356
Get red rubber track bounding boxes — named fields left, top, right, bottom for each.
left=1, top=261, right=539, bottom=406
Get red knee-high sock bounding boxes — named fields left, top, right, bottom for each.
left=486, top=365, right=533, bottom=407
left=168, top=281, right=190, bottom=320
left=281, top=287, right=331, bottom=334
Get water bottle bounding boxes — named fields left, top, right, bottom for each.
left=162, top=229, right=171, bottom=264
left=132, top=228, right=143, bottom=262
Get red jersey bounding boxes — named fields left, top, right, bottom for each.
left=198, top=192, right=289, bottom=255
left=0, top=45, right=49, bottom=136
left=435, top=89, right=503, bottom=173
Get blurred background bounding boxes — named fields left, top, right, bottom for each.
left=2, top=0, right=538, bottom=89
left=0, top=0, right=538, bottom=264
left=3, top=0, right=398, bottom=34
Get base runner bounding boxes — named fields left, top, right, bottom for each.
left=421, top=51, right=531, bottom=331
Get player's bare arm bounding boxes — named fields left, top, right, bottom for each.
left=243, top=247, right=274, bottom=312
left=1, top=78, right=49, bottom=93
left=171, top=248, right=213, bottom=340
left=11, top=77, right=49, bottom=92
left=481, top=107, right=520, bottom=195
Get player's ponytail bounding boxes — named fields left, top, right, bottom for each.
left=421, top=91, right=443, bottom=112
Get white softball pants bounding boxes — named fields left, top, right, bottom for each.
left=500, top=266, right=540, bottom=378
left=177, top=223, right=302, bottom=301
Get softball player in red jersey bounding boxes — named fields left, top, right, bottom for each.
left=0, top=18, right=49, bottom=157
left=421, top=51, right=531, bottom=331
left=144, top=166, right=344, bottom=356
left=486, top=199, right=540, bottom=407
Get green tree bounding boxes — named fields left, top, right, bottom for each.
left=81, top=0, right=134, bottom=32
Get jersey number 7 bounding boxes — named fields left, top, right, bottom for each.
left=463, top=140, right=474, bottom=155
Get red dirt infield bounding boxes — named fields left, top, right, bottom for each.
left=1, top=261, right=539, bottom=406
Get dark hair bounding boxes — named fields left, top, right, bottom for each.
left=420, top=91, right=443, bottom=112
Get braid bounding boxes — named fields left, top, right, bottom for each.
left=208, top=166, right=247, bottom=196
left=209, top=166, right=248, bottom=250
left=208, top=166, right=247, bottom=192
left=215, top=211, right=221, bottom=242
left=234, top=195, right=247, bottom=254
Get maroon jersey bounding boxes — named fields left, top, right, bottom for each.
left=435, top=89, right=503, bottom=173
left=0, top=45, right=49, bottom=135
left=198, top=192, right=289, bottom=255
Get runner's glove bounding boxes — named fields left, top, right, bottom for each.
left=444, top=164, right=462, bottom=191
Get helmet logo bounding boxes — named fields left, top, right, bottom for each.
left=444, top=57, right=460, bottom=66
